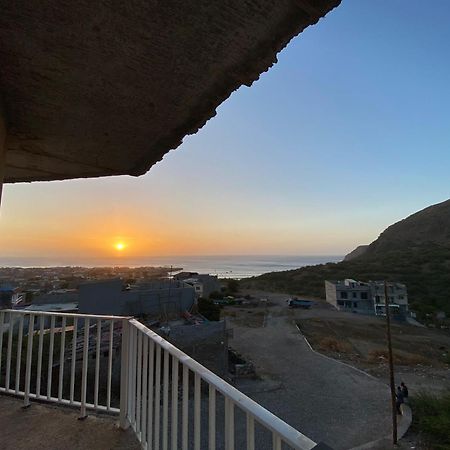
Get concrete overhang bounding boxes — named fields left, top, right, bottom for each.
left=0, top=0, right=340, bottom=183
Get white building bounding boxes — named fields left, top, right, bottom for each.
left=325, top=279, right=409, bottom=318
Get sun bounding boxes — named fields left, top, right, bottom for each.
left=114, top=242, right=125, bottom=251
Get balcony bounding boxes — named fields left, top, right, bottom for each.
left=0, top=309, right=320, bottom=450
left=0, top=394, right=140, bottom=449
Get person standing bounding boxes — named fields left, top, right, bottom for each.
left=401, top=382, right=409, bottom=402
left=396, top=386, right=404, bottom=415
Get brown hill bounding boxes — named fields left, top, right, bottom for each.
left=363, top=199, right=450, bottom=256
left=244, top=199, right=450, bottom=318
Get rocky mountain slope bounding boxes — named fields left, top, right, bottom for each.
left=243, top=199, right=450, bottom=317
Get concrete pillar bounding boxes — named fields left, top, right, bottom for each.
left=0, top=105, right=6, bottom=207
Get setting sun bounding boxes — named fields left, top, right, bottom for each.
left=114, top=242, right=125, bottom=251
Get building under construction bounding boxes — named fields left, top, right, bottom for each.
left=78, top=278, right=195, bottom=320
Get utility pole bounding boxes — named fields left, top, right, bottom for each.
left=384, top=280, right=398, bottom=445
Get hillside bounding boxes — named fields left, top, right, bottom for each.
left=242, top=199, right=450, bottom=317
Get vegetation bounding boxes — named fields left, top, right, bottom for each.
left=242, top=243, right=450, bottom=320
left=197, top=298, right=221, bottom=321
left=226, top=279, right=239, bottom=294
left=209, top=291, right=223, bottom=300
left=411, top=391, right=450, bottom=449
left=243, top=200, right=450, bottom=320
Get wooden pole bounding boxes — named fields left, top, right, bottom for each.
left=384, top=280, right=398, bottom=445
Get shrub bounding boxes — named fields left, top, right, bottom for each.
left=198, top=298, right=221, bottom=321
left=227, top=279, right=239, bottom=294
left=209, top=291, right=223, bottom=300
left=411, top=391, right=450, bottom=449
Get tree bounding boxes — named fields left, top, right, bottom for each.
left=227, top=279, right=239, bottom=294
left=209, top=291, right=223, bottom=300
left=198, top=298, right=221, bottom=321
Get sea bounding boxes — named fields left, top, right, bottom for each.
left=0, top=255, right=342, bottom=279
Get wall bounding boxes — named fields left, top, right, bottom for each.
left=78, top=279, right=195, bottom=318
left=162, top=320, right=227, bottom=376
left=325, top=281, right=338, bottom=308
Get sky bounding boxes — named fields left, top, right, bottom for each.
left=1, top=0, right=450, bottom=261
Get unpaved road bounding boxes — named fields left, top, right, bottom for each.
left=228, top=291, right=392, bottom=450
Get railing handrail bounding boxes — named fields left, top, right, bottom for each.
left=0, top=309, right=316, bottom=449
left=129, top=318, right=316, bottom=450
left=1, top=308, right=130, bottom=321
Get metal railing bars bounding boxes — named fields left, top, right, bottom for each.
left=0, top=310, right=122, bottom=417
left=0, top=310, right=317, bottom=450
left=127, top=318, right=316, bottom=450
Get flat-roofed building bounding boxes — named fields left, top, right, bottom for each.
left=78, top=278, right=195, bottom=319
left=325, top=279, right=409, bottom=318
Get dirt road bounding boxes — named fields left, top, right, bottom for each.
left=228, top=291, right=392, bottom=450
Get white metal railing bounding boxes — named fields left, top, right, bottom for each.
left=0, top=309, right=317, bottom=449
left=0, top=309, right=125, bottom=417
left=124, top=319, right=316, bottom=450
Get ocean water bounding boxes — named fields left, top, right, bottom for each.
left=0, top=255, right=342, bottom=279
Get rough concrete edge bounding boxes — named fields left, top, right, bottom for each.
left=4, top=2, right=342, bottom=185
left=349, top=404, right=412, bottom=450
left=130, top=1, right=343, bottom=178
left=294, top=322, right=380, bottom=382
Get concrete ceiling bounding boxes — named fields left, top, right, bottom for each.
left=0, top=0, right=340, bottom=183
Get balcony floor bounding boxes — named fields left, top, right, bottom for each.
left=0, top=395, right=140, bottom=450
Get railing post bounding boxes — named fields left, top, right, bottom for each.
left=80, top=317, right=90, bottom=419
left=24, top=314, right=35, bottom=407
left=120, top=319, right=130, bottom=429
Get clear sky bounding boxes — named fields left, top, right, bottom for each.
left=1, top=0, right=450, bottom=260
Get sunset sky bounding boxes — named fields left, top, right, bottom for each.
left=1, top=0, right=450, bottom=261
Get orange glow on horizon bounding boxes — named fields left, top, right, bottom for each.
left=0, top=191, right=365, bottom=257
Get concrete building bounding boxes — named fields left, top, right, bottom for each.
left=174, top=272, right=221, bottom=299
left=33, top=291, right=79, bottom=305
left=325, top=279, right=409, bottom=317
left=0, top=284, right=21, bottom=309
left=78, top=278, right=195, bottom=319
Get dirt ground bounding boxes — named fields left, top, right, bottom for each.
left=224, top=289, right=450, bottom=449
left=294, top=302, right=450, bottom=394
left=225, top=290, right=396, bottom=449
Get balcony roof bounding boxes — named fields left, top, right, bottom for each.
left=0, top=1, right=340, bottom=183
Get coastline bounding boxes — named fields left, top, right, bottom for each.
left=0, top=254, right=343, bottom=279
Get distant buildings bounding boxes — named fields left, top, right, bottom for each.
left=0, top=266, right=176, bottom=296
left=0, top=284, right=22, bottom=308
left=325, top=279, right=409, bottom=317
left=173, top=272, right=221, bottom=299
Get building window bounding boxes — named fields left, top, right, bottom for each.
left=340, top=291, right=348, bottom=299
left=337, top=300, right=344, bottom=306
left=398, top=295, right=404, bottom=300
left=353, top=302, right=358, bottom=308
left=352, top=292, right=357, bottom=298
left=361, top=292, right=368, bottom=300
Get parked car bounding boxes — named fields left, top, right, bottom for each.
left=287, top=298, right=313, bottom=309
